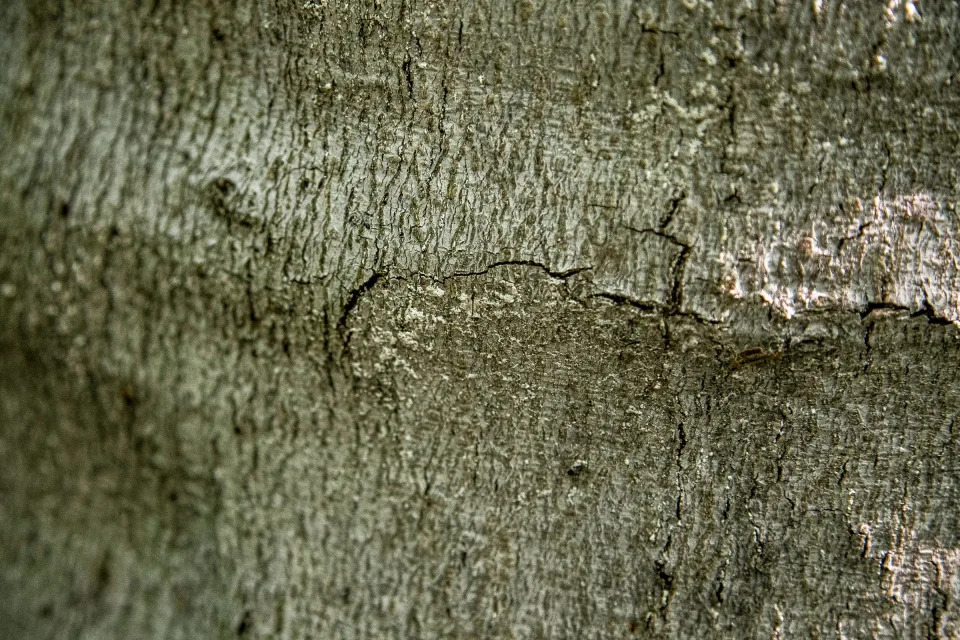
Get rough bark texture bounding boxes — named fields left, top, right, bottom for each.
left=2, top=0, right=960, bottom=638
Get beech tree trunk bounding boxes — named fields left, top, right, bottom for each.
left=2, top=1, right=960, bottom=637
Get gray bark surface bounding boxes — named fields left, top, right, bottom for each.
left=1, top=0, right=959, bottom=637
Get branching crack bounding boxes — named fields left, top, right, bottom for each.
left=619, top=224, right=699, bottom=320
left=621, top=224, right=689, bottom=249
left=913, top=291, right=953, bottom=326
left=858, top=301, right=909, bottom=320
left=858, top=298, right=953, bottom=326
left=335, top=259, right=955, bottom=357
left=836, top=219, right=873, bottom=253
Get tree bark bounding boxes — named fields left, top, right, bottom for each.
left=2, top=1, right=959, bottom=637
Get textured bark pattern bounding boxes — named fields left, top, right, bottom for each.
left=1, top=0, right=960, bottom=638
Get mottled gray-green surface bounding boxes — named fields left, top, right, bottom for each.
left=2, top=0, right=960, bottom=638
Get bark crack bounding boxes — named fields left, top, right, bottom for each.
left=674, top=421, right=686, bottom=521
left=444, top=260, right=592, bottom=281
left=337, top=270, right=386, bottom=350
left=335, top=259, right=956, bottom=355
left=658, top=191, right=686, bottom=230
left=618, top=222, right=701, bottom=322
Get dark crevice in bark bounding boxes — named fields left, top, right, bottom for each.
left=834, top=219, right=864, bottom=253
left=857, top=301, right=908, bottom=321
left=588, top=289, right=722, bottom=327
left=674, top=421, right=686, bottom=521
left=775, top=422, right=787, bottom=483
left=639, top=23, right=680, bottom=37
left=658, top=191, right=686, bottom=230
left=653, top=47, right=666, bottom=87
left=858, top=299, right=955, bottom=326
left=588, top=291, right=660, bottom=313
left=668, top=245, right=691, bottom=313
left=913, top=291, right=953, bottom=326
left=619, top=225, right=689, bottom=250
left=879, top=141, right=893, bottom=194
left=401, top=55, right=414, bottom=100
left=618, top=224, right=693, bottom=315
left=236, top=610, right=252, bottom=636
left=337, top=270, right=386, bottom=348
left=614, top=224, right=710, bottom=326
left=444, top=260, right=592, bottom=282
